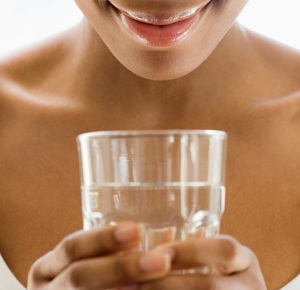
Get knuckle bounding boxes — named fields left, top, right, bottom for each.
left=27, top=264, right=39, bottom=287
left=113, top=254, right=140, bottom=283
left=218, top=237, right=239, bottom=262
left=59, top=235, right=78, bottom=262
left=28, top=260, right=39, bottom=279
left=27, top=256, right=48, bottom=284
left=66, top=263, right=86, bottom=290
left=95, top=234, right=114, bottom=253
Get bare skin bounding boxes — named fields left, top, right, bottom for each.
left=0, top=10, right=299, bottom=290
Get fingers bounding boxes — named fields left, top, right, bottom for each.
left=28, top=228, right=263, bottom=290
left=140, top=275, right=229, bottom=290
left=29, top=223, right=143, bottom=281
left=51, top=251, right=171, bottom=290
left=155, top=235, right=252, bottom=274
left=140, top=270, right=266, bottom=290
left=140, top=251, right=266, bottom=290
left=140, top=251, right=265, bottom=290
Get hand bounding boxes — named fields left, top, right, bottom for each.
left=137, top=235, right=267, bottom=290
left=28, top=223, right=171, bottom=290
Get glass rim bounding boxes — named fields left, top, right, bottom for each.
left=77, top=130, right=227, bottom=142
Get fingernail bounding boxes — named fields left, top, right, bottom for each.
left=139, top=253, right=171, bottom=273
left=153, top=247, right=175, bottom=261
left=115, top=224, right=144, bottom=244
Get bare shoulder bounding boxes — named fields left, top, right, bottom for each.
left=245, top=27, right=300, bottom=115
left=0, top=33, right=73, bottom=140
left=0, top=52, right=33, bottom=130
left=0, top=65, right=15, bottom=129
left=0, top=29, right=72, bottom=91
left=0, top=28, right=75, bottom=109
left=246, top=26, right=300, bottom=75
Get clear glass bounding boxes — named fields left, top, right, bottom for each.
left=77, top=130, right=227, bottom=273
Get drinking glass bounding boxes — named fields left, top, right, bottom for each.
left=77, top=130, right=227, bottom=256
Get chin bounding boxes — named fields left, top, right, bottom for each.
left=117, top=49, right=207, bottom=81
left=129, top=66, right=196, bottom=81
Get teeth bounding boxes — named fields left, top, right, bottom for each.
left=121, top=6, right=200, bottom=25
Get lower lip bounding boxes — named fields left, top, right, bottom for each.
left=118, top=10, right=202, bottom=47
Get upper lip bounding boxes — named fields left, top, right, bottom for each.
left=109, top=1, right=211, bottom=25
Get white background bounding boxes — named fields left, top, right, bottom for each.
left=0, top=0, right=300, bottom=57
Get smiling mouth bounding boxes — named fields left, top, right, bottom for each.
left=109, top=2, right=210, bottom=47
left=119, top=6, right=203, bottom=25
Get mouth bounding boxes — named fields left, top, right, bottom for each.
left=109, top=2, right=211, bottom=47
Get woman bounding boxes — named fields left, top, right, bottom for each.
left=0, top=0, right=299, bottom=289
